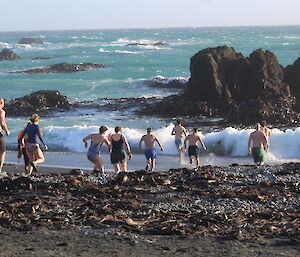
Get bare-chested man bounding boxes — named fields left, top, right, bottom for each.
left=171, top=120, right=187, bottom=161
left=261, top=120, right=271, bottom=149
left=0, top=98, right=10, bottom=174
left=248, top=123, right=267, bottom=166
left=184, top=128, right=206, bottom=170
left=139, top=128, right=164, bottom=172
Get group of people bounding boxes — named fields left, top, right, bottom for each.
left=0, top=96, right=272, bottom=175
left=82, top=120, right=208, bottom=175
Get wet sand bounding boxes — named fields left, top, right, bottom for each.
left=0, top=163, right=299, bottom=257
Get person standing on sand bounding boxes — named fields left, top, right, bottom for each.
left=0, top=98, right=10, bottom=175
left=20, top=114, right=48, bottom=174
left=261, top=120, right=271, bottom=150
left=139, top=128, right=164, bottom=172
left=109, top=126, right=132, bottom=173
left=171, top=119, right=187, bottom=162
left=184, top=128, right=207, bottom=170
left=248, top=123, right=267, bottom=166
left=83, top=126, right=110, bottom=176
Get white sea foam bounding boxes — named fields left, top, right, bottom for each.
left=18, top=124, right=300, bottom=161
left=151, top=75, right=189, bottom=85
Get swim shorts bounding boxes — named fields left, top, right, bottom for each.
left=145, top=149, right=157, bottom=160
left=188, top=145, right=199, bottom=157
left=175, top=139, right=183, bottom=148
left=26, top=143, right=39, bottom=153
left=110, top=150, right=126, bottom=164
left=0, top=134, right=6, bottom=153
left=251, top=147, right=265, bottom=163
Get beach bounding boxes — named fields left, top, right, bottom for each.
left=0, top=162, right=299, bottom=257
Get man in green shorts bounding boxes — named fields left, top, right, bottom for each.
left=248, top=123, right=267, bottom=165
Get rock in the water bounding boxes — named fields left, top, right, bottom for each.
left=10, top=62, right=104, bottom=74
left=0, top=49, right=22, bottom=61
left=18, top=38, right=44, bottom=44
left=284, top=57, right=300, bottom=98
left=5, top=90, right=71, bottom=116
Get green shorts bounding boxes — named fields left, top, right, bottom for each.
left=252, top=147, right=265, bottom=163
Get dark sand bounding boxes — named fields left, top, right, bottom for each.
left=0, top=163, right=299, bottom=257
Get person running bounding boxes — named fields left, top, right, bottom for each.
left=171, top=120, right=187, bottom=161
left=83, top=126, right=110, bottom=176
left=20, top=114, right=48, bottom=174
left=261, top=120, right=271, bottom=150
left=0, top=97, right=10, bottom=175
left=248, top=123, right=267, bottom=166
left=184, top=128, right=207, bottom=170
left=139, top=128, right=164, bottom=172
left=109, top=126, right=132, bottom=173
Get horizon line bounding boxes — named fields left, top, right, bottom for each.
left=1, top=24, right=300, bottom=33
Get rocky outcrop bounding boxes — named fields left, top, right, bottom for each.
left=140, top=46, right=300, bottom=125
left=10, top=62, right=105, bottom=74
left=18, top=38, right=45, bottom=44
left=0, top=49, right=22, bottom=61
left=284, top=58, right=300, bottom=98
left=187, top=46, right=290, bottom=103
left=5, top=90, right=71, bottom=116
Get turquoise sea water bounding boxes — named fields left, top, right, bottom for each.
left=1, top=26, right=300, bottom=160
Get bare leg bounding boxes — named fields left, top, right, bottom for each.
left=26, top=150, right=35, bottom=174
left=189, top=156, right=193, bottom=165
left=113, top=164, right=120, bottom=173
left=0, top=151, right=6, bottom=172
left=32, top=148, right=45, bottom=165
left=120, top=161, right=127, bottom=172
left=150, top=159, right=156, bottom=171
left=196, top=157, right=200, bottom=169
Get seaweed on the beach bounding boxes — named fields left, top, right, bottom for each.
left=0, top=164, right=299, bottom=242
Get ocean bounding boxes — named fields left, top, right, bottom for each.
left=1, top=26, right=300, bottom=169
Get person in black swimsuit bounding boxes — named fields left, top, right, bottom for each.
left=109, top=126, right=132, bottom=173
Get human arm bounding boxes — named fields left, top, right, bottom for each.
left=198, top=136, right=207, bottom=151
left=123, top=135, right=132, bottom=159
left=155, top=136, right=164, bottom=151
left=248, top=134, right=252, bottom=154
left=171, top=127, right=175, bottom=135
left=184, top=135, right=189, bottom=149
left=82, top=134, right=91, bottom=148
left=37, top=125, right=47, bottom=150
left=139, top=135, right=145, bottom=152
left=0, top=110, right=10, bottom=136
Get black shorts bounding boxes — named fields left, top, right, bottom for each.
left=188, top=145, right=199, bottom=157
left=0, top=134, right=6, bottom=153
left=110, top=150, right=126, bottom=164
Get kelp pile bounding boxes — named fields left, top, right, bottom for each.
left=0, top=163, right=299, bottom=242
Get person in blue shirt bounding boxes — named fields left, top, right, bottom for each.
left=20, top=114, right=48, bottom=174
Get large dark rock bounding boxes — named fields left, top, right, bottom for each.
left=187, top=46, right=290, bottom=103
left=5, top=90, right=71, bottom=116
left=0, top=49, right=22, bottom=61
left=284, top=58, right=300, bottom=98
left=18, top=38, right=45, bottom=44
left=10, top=62, right=105, bottom=74
left=140, top=46, right=299, bottom=125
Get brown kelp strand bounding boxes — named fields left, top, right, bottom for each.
left=0, top=163, right=299, bottom=242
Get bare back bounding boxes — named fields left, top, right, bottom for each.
left=91, top=133, right=108, bottom=145
left=142, top=134, right=157, bottom=149
left=186, top=133, right=200, bottom=146
left=172, top=125, right=186, bottom=139
left=249, top=130, right=267, bottom=148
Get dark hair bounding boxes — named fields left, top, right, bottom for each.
left=262, top=120, right=267, bottom=126
left=193, top=128, right=198, bottom=133
left=176, top=119, right=182, bottom=125
left=147, top=128, right=152, bottom=133
left=99, top=126, right=108, bottom=134
left=115, top=126, right=122, bottom=133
